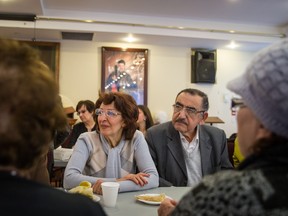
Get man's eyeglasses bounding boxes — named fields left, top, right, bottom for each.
left=172, top=103, right=205, bottom=118
left=77, top=110, right=87, bottom=116
left=95, top=108, right=121, bottom=118
left=231, top=98, right=245, bottom=115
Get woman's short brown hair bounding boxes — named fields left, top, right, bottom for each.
left=95, top=92, right=138, bottom=140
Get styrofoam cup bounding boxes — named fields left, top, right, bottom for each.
left=101, top=182, right=120, bottom=207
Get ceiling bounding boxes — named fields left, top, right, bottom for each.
left=0, top=0, right=288, bottom=51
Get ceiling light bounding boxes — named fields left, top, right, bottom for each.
left=226, top=41, right=240, bottom=49
left=124, top=34, right=137, bottom=43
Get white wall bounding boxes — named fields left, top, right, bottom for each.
left=58, top=40, right=256, bottom=137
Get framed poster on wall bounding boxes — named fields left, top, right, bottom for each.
left=20, top=41, right=60, bottom=86
left=101, top=47, right=148, bottom=105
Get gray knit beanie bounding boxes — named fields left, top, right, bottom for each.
left=227, top=39, right=288, bottom=139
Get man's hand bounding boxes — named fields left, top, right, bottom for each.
left=158, top=198, right=177, bottom=216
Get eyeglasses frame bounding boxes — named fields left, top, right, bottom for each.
left=95, top=108, right=121, bottom=118
left=172, top=103, right=206, bottom=118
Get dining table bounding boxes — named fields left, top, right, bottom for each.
left=100, top=186, right=192, bottom=216
left=54, top=159, right=68, bottom=168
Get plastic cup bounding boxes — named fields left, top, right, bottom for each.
left=101, top=182, right=120, bottom=207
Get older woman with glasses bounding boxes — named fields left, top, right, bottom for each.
left=64, top=92, right=159, bottom=194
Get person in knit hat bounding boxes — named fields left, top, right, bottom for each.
left=158, top=39, right=288, bottom=216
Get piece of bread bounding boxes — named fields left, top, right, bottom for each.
left=79, top=180, right=92, bottom=188
left=136, top=193, right=166, bottom=202
left=68, top=181, right=93, bottom=199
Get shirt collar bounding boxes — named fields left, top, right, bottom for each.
left=179, top=125, right=199, bottom=144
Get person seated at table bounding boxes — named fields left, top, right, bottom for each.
left=158, top=39, right=288, bottom=216
left=0, top=38, right=106, bottom=216
left=63, top=92, right=159, bottom=194
left=62, top=100, right=96, bottom=148
left=53, top=96, right=73, bottom=149
left=137, top=105, right=155, bottom=136
left=146, top=88, right=233, bottom=187
left=232, top=136, right=245, bottom=168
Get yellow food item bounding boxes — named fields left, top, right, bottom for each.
left=79, top=181, right=92, bottom=188
left=68, top=182, right=94, bottom=199
left=136, top=193, right=166, bottom=202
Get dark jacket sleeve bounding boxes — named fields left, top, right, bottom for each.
left=146, top=122, right=183, bottom=187
left=146, top=126, right=174, bottom=187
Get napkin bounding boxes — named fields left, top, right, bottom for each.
left=54, top=146, right=73, bottom=161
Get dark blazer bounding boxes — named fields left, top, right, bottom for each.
left=1, top=172, right=107, bottom=216
left=146, top=121, right=233, bottom=186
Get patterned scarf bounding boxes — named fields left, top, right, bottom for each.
left=84, top=133, right=135, bottom=178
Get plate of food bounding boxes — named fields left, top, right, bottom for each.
left=135, top=193, right=170, bottom=205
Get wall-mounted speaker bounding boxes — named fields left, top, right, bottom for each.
left=191, top=49, right=217, bottom=83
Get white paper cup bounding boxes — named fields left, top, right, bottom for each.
left=101, top=182, right=120, bottom=207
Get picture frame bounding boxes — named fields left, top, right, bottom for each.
left=101, top=47, right=148, bottom=105
left=20, top=41, right=60, bottom=86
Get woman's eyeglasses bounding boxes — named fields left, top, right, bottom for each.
left=95, top=108, right=121, bottom=118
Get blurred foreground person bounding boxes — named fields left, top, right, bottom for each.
left=0, top=39, right=106, bottom=216
left=158, top=39, right=288, bottom=215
